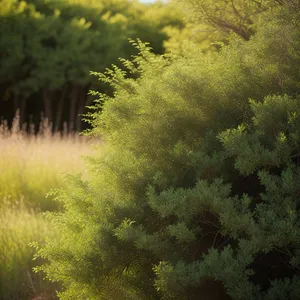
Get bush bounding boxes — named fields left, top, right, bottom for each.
left=35, top=5, right=300, bottom=300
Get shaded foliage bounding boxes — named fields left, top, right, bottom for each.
left=0, top=0, right=183, bottom=132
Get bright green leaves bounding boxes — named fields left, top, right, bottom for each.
left=147, top=179, right=231, bottom=223
left=220, top=95, right=300, bottom=176
left=167, top=222, right=197, bottom=243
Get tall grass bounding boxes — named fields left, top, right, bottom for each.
left=0, top=200, right=58, bottom=300
left=0, top=114, right=96, bottom=299
left=0, top=114, right=94, bottom=211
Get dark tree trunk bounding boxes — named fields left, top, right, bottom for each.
left=76, top=85, right=88, bottom=132
left=68, top=85, right=78, bottom=133
left=19, top=97, right=26, bottom=126
left=12, top=96, right=26, bottom=128
left=43, top=90, right=53, bottom=127
left=13, top=96, right=19, bottom=116
left=55, top=85, right=68, bottom=132
left=12, top=96, right=20, bottom=130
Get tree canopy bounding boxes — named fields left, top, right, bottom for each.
left=0, top=0, right=184, bottom=131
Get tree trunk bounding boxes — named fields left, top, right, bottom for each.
left=55, top=85, right=68, bottom=132
left=13, top=96, right=19, bottom=116
left=12, top=96, right=26, bottom=129
left=12, top=96, right=20, bottom=131
left=19, top=97, right=26, bottom=126
left=76, top=86, right=88, bottom=132
left=68, top=85, right=78, bottom=133
left=43, top=90, right=53, bottom=127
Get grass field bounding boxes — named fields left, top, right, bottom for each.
left=0, top=115, right=96, bottom=299
left=0, top=201, right=59, bottom=300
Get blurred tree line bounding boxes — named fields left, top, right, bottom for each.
left=0, top=0, right=184, bottom=132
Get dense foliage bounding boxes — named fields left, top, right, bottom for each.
left=35, top=2, right=300, bottom=300
left=175, top=0, right=295, bottom=40
left=0, top=0, right=183, bottom=131
left=166, top=0, right=300, bottom=55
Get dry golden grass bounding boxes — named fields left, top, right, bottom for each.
left=0, top=114, right=99, bottom=299
left=0, top=114, right=97, bottom=211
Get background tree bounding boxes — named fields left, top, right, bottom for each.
left=173, top=0, right=299, bottom=41
left=0, top=0, right=184, bottom=132
left=162, top=0, right=281, bottom=57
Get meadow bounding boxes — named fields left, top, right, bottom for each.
left=0, top=114, right=95, bottom=300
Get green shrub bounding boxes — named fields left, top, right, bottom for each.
left=35, top=5, right=300, bottom=300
